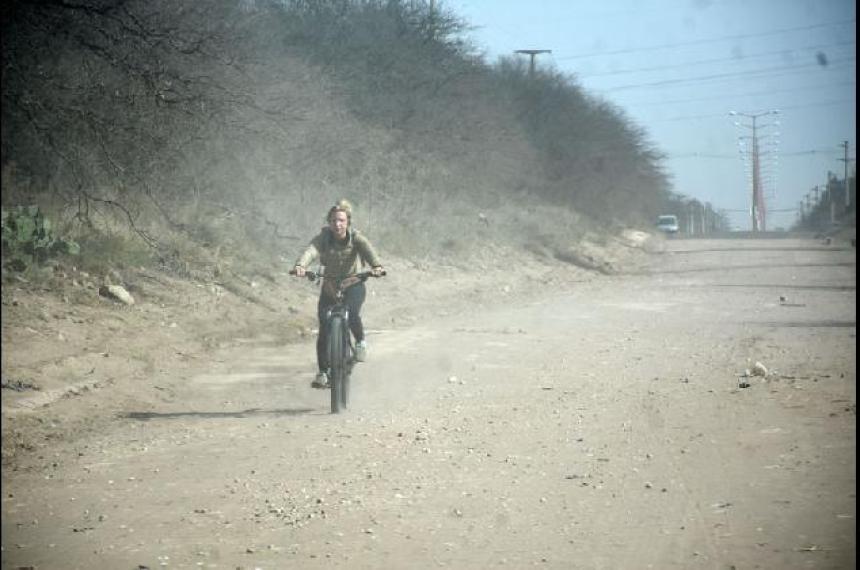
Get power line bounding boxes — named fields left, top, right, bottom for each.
left=652, top=98, right=856, bottom=122
left=554, top=19, right=855, bottom=60
left=667, top=147, right=849, bottom=158
left=625, top=80, right=856, bottom=107
left=575, top=40, right=856, bottom=79
left=779, top=150, right=844, bottom=156
left=667, top=152, right=739, bottom=159
left=602, top=57, right=855, bottom=92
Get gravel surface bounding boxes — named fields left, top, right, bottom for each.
left=2, top=236, right=855, bottom=569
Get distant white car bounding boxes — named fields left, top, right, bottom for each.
left=656, top=214, right=679, bottom=234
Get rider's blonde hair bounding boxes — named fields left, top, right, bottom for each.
left=327, top=199, right=353, bottom=224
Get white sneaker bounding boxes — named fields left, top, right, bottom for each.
left=311, top=371, right=329, bottom=389
left=354, top=340, right=368, bottom=362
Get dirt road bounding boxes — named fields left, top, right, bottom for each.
left=2, top=237, right=855, bottom=569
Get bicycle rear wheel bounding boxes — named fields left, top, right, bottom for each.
left=339, top=320, right=352, bottom=410
left=328, top=316, right=346, bottom=414
left=341, top=340, right=351, bottom=410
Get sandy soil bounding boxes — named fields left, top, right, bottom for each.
left=1, top=233, right=855, bottom=569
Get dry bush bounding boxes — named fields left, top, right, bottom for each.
left=3, top=0, right=674, bottom=279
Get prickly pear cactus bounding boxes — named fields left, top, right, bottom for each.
left=1, top=205, right=80, bottom=271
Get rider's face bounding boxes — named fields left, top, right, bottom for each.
left=329, top=211, right=349, bottom=239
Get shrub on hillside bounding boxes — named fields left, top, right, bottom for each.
left=1, top=206, right=79, bottom=271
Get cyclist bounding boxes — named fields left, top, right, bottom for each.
left=293, top=199, right=385, bottom=388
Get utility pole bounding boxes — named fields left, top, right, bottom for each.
left=754, top=128, right=764, bottom=231
left=730, top=110, right=778, bottom=231
left=829, top=177, right=836, bottom=224
left=838, top=140, right=851, bottom=209
left=515, top=49, right=551, bottom=77
left=428, top=0, right=436, bottom=40
left=688, top=203, right=695, bottom=235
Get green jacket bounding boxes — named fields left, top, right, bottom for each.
left=295, top=227, right=382, bottom=283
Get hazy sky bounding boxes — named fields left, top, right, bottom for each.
left=448, top=0, right=856, bottom=230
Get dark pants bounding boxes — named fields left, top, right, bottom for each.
left=316, top=282, right=366, bottom=372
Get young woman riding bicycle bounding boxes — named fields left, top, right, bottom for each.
left=292, top=199, right=385, bottom=388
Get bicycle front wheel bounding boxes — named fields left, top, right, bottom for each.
left=339, top=320, right=352, bottom=411
left=328, top=316, right=347, bottom=414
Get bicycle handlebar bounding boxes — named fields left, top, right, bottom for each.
left=289, top=268, right=386, bottom=286
left=341, top=270, right=386, bottom=288
left=288, top=268, right=320, bottom=281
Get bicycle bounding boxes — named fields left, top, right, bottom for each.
left=291, top=268, right=386, bottom=413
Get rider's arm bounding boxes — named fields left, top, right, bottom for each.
left=354, top=233, right=383, bottom=272
left=294, top=233, right=325, bottom=271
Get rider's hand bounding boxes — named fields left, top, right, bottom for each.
left=371, top=266, right=385, bottom=277
left=294, top=265, right=306, bottom=277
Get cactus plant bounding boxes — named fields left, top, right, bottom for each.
left=1, top=205, right=79, bottom=270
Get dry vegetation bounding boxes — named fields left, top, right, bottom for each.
left=1, top=0, right=682, bottom=466
left=2, top=0, right=681, bottom=283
